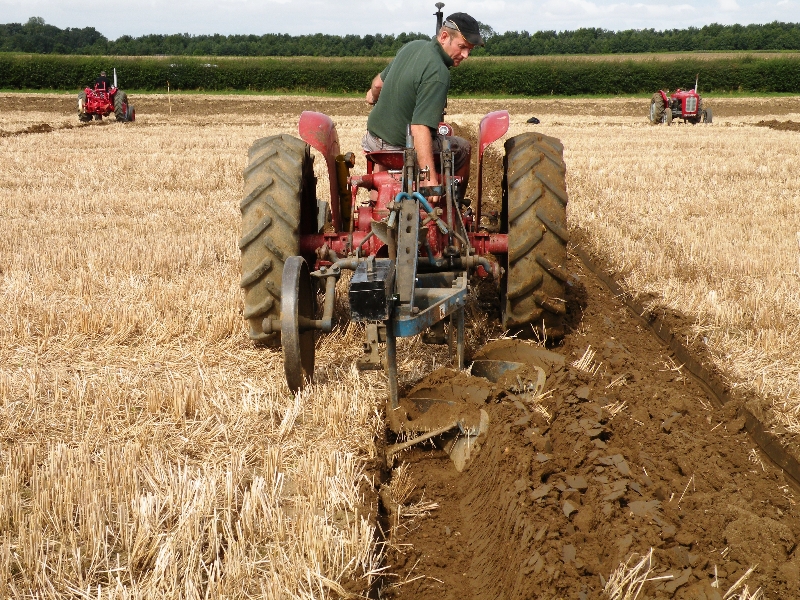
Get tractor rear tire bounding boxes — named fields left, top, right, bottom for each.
left=501, top=132, right=569, bottom=339
left=114, top=91, right=130, bottom=122
left=77, top=91, right=91, bottom=122
left=649, top=94, right=665, bottom=124
left=239, top=135, right=317, bottom=344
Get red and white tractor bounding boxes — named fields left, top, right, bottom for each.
left=239, top=3, right=569, bottom=449
left=650, top=76, right=712, bottom=125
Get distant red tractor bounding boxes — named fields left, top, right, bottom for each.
left=649, top=78, right=711, bottom=125
left=77, top=70, right=135, bottom=123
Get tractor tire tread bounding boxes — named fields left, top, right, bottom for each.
left=238, top=214, right=273, bottom=249
left=536, top=172, right=569, bottom=206
left=534, top=291, right=567, bottom=315
left=535, top=208, right=569, bottom=245
left=508, top=228, right=544, bottom=264
left=531, top=142, right=566, bottom=172
left=244, top=147, right=279, bottom=177
left=240, top=135, right=316, bottom=344
left=242, top=296, right=274, bottom=320
left=77, top=91, right=92, bottom=122
left=650, top=93, right=666, bottom=124
left=506, top=271, right=543, bottom=301
left=502, top=132, right=569, bottom=337
left=506, top=153, right=542, bottom=188
left=114, top=91, right=129, bottom=122
left=508, top=188, right=542, bottom=224
left=240, top=176, right=274, bottom=211
left=240, top=256, right=274, bottom=288
left=536, top=254, right=570, bottom=282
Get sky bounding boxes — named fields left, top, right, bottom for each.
left=2, top=0, right=799, bottom=39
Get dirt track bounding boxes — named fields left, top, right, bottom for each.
left=5, top=93, right=800, bottom=121
left=379, top=253, right=800, bottom=599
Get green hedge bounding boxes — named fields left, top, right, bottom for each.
left=0, top=54, right=388, bottom=92
left=2, top=53, right=800, bottom=94
left=451, top=56, right=800, bottom=95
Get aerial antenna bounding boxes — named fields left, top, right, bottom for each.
left=435, top=2, right=445, bottom=35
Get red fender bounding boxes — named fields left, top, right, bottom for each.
left=478, top=110, right=510, bottom=158
left=476, top=110, right=510, bottom=232
left=658, top=90, right=669, bottom=105
left=298, top=111, right=342, bottom=231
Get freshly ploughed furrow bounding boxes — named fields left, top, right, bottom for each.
left=379, top=254, right=800, bottom=599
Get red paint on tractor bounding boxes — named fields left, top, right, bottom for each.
left=670, top=88, right=700, bottom=116
left=476, top=110, right=510, bottom=230
left=297, top=112, right=509, bottom=273
left=478, top=110, right=510, bottom=158
left=82, top=86, right=118, bottom=118
left=298, top=111, right=343, bottom=230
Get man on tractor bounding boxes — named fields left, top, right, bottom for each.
left=362, top=11, right=483, bottom=200
left=87, top=70, right=112, bottom=120
left=94, top=70, right=111, bottom=92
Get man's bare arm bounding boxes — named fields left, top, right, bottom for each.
left=410, top=124, right=439, bottom=188
left=366, top=74, right=383, bottom=105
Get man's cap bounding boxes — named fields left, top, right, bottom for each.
left=100, top=70, right=106, bottom=75
left=443, top=12, right=484, bottom=47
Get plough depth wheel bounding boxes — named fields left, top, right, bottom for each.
left=281, top=256, right=316, bottom=392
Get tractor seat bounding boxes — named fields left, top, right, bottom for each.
left=366, top=151, right=404, bottom=171
left=366, top=150, right=442, bottom=174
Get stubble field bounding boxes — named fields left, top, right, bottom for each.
left=1, top=92, right=800, bottom=598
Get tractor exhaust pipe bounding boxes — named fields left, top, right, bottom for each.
left=435, top=2, right=445, bottom=36
left=113, top=68, right=118, bottom=89
left=695, top=73, right=699, bottom=93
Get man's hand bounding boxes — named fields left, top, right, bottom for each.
left=366, top=74, right=383, bottom=106
left=410, top=124, right=440, bottom=202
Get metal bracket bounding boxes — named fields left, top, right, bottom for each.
left=262, top=316, right=279, bottom=334
left=395, top=196, right=419, bottom=312
left=357, top=323, right=386, bottom=371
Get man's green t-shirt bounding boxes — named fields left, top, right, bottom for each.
left=367, top=39, right=454, bottom=147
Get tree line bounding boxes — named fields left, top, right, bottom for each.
left=3, top=17, right=800, bottom=57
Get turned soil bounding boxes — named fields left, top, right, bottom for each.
left=377, top=108, right=800, bottom=597
left=379, top=254, right=800, bottom=599
left=755, top=119, right=800, bottom=131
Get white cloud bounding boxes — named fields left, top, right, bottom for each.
left=718, top=0, right=741, bottom=10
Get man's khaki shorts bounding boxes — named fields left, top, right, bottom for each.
left=361, top=131, right=471, bottom=173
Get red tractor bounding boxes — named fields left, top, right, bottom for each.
left=650, top=77, right=711, bottom=125
left=239, top=110, right=568, bottom=432
left=239, top=5, right=568, bottom=445
left=77, top=69, right=135, bottom=123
